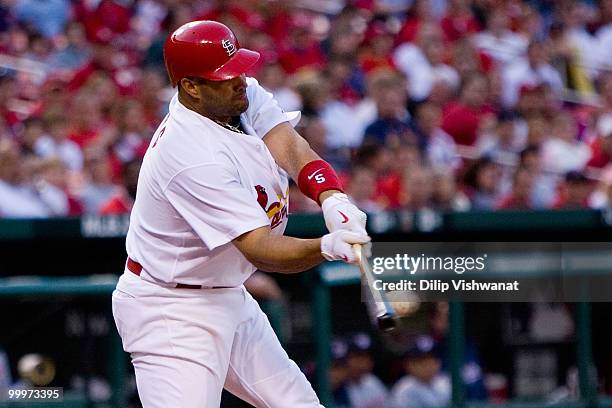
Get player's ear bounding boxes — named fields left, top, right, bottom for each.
left=179, top=78, right=201, bottom=99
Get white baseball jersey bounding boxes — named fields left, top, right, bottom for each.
left=126, top=77, right=300, bottom=288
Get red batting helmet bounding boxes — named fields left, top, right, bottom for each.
left=163, top=20, right=260, bottom=87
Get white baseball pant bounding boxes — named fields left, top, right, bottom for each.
left=112, top=270, right=323, bottom=407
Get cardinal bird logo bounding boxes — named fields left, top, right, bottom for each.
left=254, top=185, right=289, bottom=229
left=255, top=185, right=268, bottom=209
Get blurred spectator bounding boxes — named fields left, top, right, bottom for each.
left=363, top=71, right=418, bottom=148
left=598, top=72, right=612, bottom=123
left=477, top=111, right=523, bottom=167
left=109, top=100, right=150, bottom=169
left=143, top=4, right=192, bottom=73
left=258, top=63, right=301, bottom=112
left=78, top=147, right=118, bottom=213
left=431, top=168, right=470, bottom=211
left=439, top=0, right=480, bottom=42
left=353, top=69, right=401, bottom=144
left=31, top=157, right=73, bottom=216
left=100, top=159, right=141, bottom=215
left=501, top=41, right=564, bottom=108
left=450, top=38, right=494, bottom=80
left=34, top=115, right=84, bottom=171
left=519, top=145, right=555, bottom=209
left=541, top=112, right=591, bottom=174
left=295, top=73, right=363, bottom=152
left=463, top=157, right=501, bottom=210
left=590, top=165, right=612, bottom=209
left=20, top=117, right=45, bottom=156
left=278, top=13, right=325, bottom=74
left=524, top=115, right=550, bottom=147
left=325, top=56, right=365, bottom=107
left=359, top=21, right=396, bottom=74
left=404, top=164, right=434, bottom=210
left=344, top=333, right=388, bottom=408
left=551, top=170, right=593, bottom=209
left=353, top=142, right=399, bottom=208
left=496, top=166, right=536, bottom=210
left=414, top=102, right=460, bottom=171
left=67, top=92, right=108, bottom=148
left=135, top=69, right=167, bottom=124
left=441, top=73, right=494, bottom=146
left=396, top=0, right=436, bottom=44
left=393, top=24, right=459, bottom=102
left=587, top=115, right=612, bottom=169
left=0, top=139, right=50, bottom=217
left=346, top=166, right=384, bottom=213
left=561, top=2, right=603, bottom=82
left=388, top=335, right=451, bottom=408
left=598, top=0, right=612, bottom=69
left=380, top=142, right=422, bottom=209
left=13, top=0, right=70, bottom=38
left=47, top=22, right=92, bottom=72
left=472, top=7, right=528, bottom=69
left=74, top=0, right=132, bottom=41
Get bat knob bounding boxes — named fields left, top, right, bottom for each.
left=377, top=314, right=397, bottom=332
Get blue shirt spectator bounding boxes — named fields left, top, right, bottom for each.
left=13, top=0, right=70, bottom=38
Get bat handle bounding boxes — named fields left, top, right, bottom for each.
left=352, top=244, right=363, bottom=263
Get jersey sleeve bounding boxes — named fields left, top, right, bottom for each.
left=164, top=163, right=270, bottom=250
left=243, top=77, right=301, bottom=138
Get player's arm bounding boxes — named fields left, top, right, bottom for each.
left=263, top=122, right=338, bottom=200
left=232, top=225, right=370, bottom=274
left=263, top=122, right=367, bottom=234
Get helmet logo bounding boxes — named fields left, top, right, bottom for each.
left=221, top=39, right=237, bottom=57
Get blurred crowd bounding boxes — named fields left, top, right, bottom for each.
left=0, top=0, right=612, bottom=217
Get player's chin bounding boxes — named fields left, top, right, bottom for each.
left=234, top=97, right=249, bottom=113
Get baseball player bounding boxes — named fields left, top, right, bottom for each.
left=111, top=20, right=370, bottom=407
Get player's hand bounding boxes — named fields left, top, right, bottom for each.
left=321, top=230, right=371, bottom=264
left=321, top=192, right=367, bottom=235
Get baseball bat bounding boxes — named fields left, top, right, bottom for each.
left=353, top=244, right=397, bottom=332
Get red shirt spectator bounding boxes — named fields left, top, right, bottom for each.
left=100, top=159, right=141, bottom=214
left=397, top=17, right=421, bottom=44
left=100, top=190, right=133, bottom=214
left=440, top=2, right=481, bottom=42
left=441, top=74, right=494, bottom=146
left=376, top=172, right=404, bottom=209
left=496, top=167, right=535, bottom=210
left=587, top=138, right=612, bottom=168
left=587, top=117, right=612, bottom=168
left=551, top=171, right=593, bottom=209
left=359, top=22, right=396, bottom=74
left=278, top=42, right=325, bottom=74
left=196, top=4, right=265, bottom=31
left=396, top=0, right=436, bottom=45
left=277, top=14, right=325, bottom=74
left=74, top=0, right=131, bottom=40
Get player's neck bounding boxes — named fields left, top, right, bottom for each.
left=178, top=93, right=231, bottom=124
